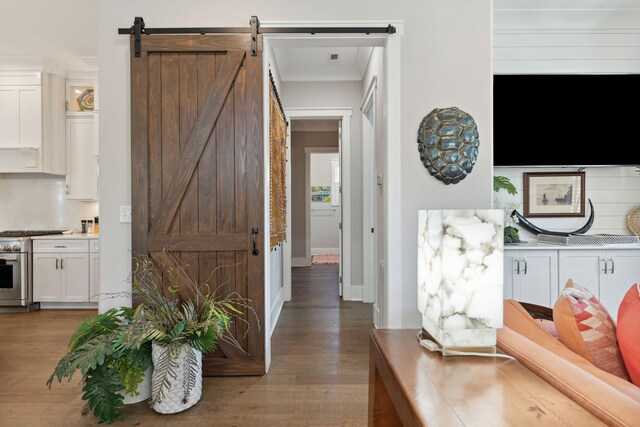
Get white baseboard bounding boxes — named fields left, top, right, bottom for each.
left=311, top=247, right=340, bottom=255
left=343, top=284, right=363, bottom=301
left=270, top=287, right=285, bottom=337
left=39, top=302, right=98, bottom=309
left=292, top=256, right=311, bottom=267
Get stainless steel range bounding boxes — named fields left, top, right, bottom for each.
left=0, top=230, right=65, bottom=311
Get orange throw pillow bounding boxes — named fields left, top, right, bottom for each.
left=553, top=279, right=629, bottom=380
left=617, top=283, right=640, bottom=386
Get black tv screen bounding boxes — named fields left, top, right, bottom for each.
left=493, top=74, right=640, bottom=167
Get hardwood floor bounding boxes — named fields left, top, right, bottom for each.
left=0, top=264, right=373, bottom=426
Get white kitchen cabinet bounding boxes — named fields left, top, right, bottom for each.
left=559, top=249, right=640, bottom=320
left=504, top=249, right=558, bottom=307
left=33, top=238, right=93, bottom=303
left=66, top=117, right=98, bottom=200
left=0, top=71, right=65, bottom=173
left=33, top=252, right=89, bottom=302
left=89, top=239, right=99, bottom=303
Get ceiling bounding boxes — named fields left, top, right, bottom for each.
left=273, top=46, right=373, bottom=82
left=0, top=0, right=97, bottom=67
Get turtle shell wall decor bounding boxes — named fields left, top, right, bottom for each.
left=417, top=107, right=479, bottom=185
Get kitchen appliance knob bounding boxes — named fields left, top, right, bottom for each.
left=2, top=245, right=11, bottom=251
left=12, top=245, right=20, bottom=252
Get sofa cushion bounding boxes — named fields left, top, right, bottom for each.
left=503, top=299, right=640, bottom=402
left=554, top=280, right=629, bottom=380
left=617, top=283, right=640, bottom=386
left=498, top=327, right=640, bottom=426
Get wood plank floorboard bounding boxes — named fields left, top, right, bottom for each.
left=0, top=264, right=373, bottom=426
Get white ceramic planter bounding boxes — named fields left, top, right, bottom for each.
left=150, top=342, right=202, bottom=414
left=122, top=366, right=152, bottom=404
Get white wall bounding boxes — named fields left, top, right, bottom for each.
left=282, top=81, right=365, bottom=293
left=494, top=1, right=640, bottom=240
left=310, top=152, right=340, bottom=253
left=0, top=174, right=98, bottom=230
left=97, top=0, right=493, bottom=332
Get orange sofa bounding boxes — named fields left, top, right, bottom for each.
left=498, top=299, right=640, bottom=427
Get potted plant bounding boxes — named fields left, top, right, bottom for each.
left=119, top=256, right=257, bottom=414
left=47, top=307, right=152, bottom=424
left=493, top=175, right=521, bottom=243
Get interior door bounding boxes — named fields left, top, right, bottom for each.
left=130, top=34, right=265, bottom=375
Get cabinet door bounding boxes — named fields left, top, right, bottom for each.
left=89, top=252, right=99, bottom=303
left=558, top=250, right=603, bottom=298
left=33, top=253, right=61, bottom=302
left=60, top=253, right=89, bottom=302
left=602, top=250, right=640, bottom=321
left=0, top=87, right=20, bottom=147
left=517, top=250, right=558, bottom=307
left=503, top=250, right=518, bottom=299
left=66, top=118, right=97, bottom=200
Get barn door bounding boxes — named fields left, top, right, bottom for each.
left=130, top=34, right=264, bottom=375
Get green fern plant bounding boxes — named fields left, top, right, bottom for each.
left=47, top=308, right=152, bottom=424
left=115, top=255, right=259, bottom=407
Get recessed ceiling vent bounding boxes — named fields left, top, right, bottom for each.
left=329, top=53, right=339, bottom=61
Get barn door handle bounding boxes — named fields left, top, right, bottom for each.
left=252, top=228, right=259, bottom=256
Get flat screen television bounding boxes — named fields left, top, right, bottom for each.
left=493, top=74, right=640, bottom=167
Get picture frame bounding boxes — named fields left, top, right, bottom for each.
left=66, top=80, right=96, bottom=115
left=523, top=171, right=585, bottom=218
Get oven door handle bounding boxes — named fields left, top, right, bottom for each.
left=0, top=256, right=18, bottom=262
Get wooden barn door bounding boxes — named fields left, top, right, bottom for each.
left=130, top=34, right=264, bottom=375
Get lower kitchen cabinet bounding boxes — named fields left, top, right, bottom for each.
left=504, top=249, right=558, bottom=307
left=33, top=238, right=98, bottom=304
left=33, top=252, right=89, bottom=302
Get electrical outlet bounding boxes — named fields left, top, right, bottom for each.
left=120, top=206, right=132, bottom=223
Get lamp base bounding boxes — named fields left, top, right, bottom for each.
left=419, top=329, right=497, bottom=357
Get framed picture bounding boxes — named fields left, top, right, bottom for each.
left=523, top=172, right=585, bottom=217
left=67, top=80, right=95, bottom=114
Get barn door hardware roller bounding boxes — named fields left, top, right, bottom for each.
left=118, top=16, right=397, bottom=57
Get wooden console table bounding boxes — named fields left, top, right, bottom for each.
left=368, top=329, right=603, bottom=426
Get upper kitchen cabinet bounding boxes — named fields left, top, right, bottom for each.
left=0, top=70, right=65, bottom=174
left=65, top=76, right=98, bottom=201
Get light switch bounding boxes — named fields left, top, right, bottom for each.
left=120, top=206, right=132, bottom=223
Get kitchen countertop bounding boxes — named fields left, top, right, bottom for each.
left=505, top=240, right=640, bottom=250
left=30, top=234, right=99, bottom=240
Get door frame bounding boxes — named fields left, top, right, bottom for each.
left=284, top=108, right=353, bottom=300
left=361, top=75, right=377, bottom=306
left=263, top=20, right=404, bottom=339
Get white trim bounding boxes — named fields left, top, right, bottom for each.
left=262, top=37, right=274, bottom=372
left=286, top=109, right=354, bottom=301
left=270, top=286, right=285, bottom=337
left=311, top=247, right=340, bottom=255
left=349, top=285, right=363, bottom=301
left=282, top=128, right=292, bottom=301
left=292, top=256, right=311, bottom=267
left=384, top=34, right=402, bottom=328
left=361, top=75, right=377, bottom=305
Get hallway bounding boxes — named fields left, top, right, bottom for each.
left=0, top=264, right=373, bottom=426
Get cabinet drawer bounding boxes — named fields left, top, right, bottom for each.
left=33, top=239, right=89, bottom=253
left=90, top=239, right=99, bottom=253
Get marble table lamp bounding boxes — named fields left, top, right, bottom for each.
left=417, top=209, right=504, bottom=350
